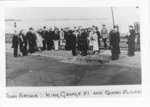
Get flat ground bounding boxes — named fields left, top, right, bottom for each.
left=6, top=44, right=141, bottom=86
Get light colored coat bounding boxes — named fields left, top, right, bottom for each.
left=88, top=31, right=94, bottom=47
left=101, top=28, right=108, bottom=39
left=35, top=32, right=43, bottom=48
left=92, top=33, right=99, bottom=51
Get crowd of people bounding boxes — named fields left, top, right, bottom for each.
left=11, top=24, right=140, bottom=60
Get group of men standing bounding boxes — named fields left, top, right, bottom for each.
left=11, top=24, right=140, bottom=60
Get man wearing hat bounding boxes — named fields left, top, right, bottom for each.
left=12, top=30, right=19, bottom=57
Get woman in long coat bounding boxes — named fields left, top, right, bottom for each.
left=80, top=29, right=88, bottom=56
left=26, top=28, right=37, bottom=53
left=19, top=30, right=28, bottom=56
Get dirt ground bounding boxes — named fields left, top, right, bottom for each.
left=6, top=51, right=141, bottom=86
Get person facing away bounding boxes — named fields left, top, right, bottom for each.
left=12, top=30, right=19, bottom=57
left=101, top=24, right=108, bottom=49
left=109, top=26, right=120, bottom=60
left=127, top=25, right=136, bottom=56
left=26, top=27, right=37, bottom=53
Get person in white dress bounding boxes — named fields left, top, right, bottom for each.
left=92, top=31, right=99, bottom=53
left=88, top=30, right=94, bottom=50
left=35, top=31, right=43, bottom=51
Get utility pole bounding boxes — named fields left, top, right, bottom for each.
left=111, top=7, right=115, bottom=27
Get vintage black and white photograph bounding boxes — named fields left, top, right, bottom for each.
left=5, top=7, right=141, bottom=87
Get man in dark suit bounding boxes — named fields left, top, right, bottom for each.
left=80, top=29, right=88, bottom=56
left=41, top=26, right=49, bottom=50
left=109, top=26, right=120, bottom=60
left=47, top=28, right=54, bottom=50
left=127, top=25, right=136, bottom=56
left=12, top=31, right=19, bottom=57
left=70, top=30, right=77, bottom=56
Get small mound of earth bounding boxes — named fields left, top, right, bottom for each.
left=31, top=50, right=111, bottom=65
left=60, top=55, right=111, bottom=65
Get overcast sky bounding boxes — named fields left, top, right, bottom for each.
left=5, top=7, right=140, bottom=33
